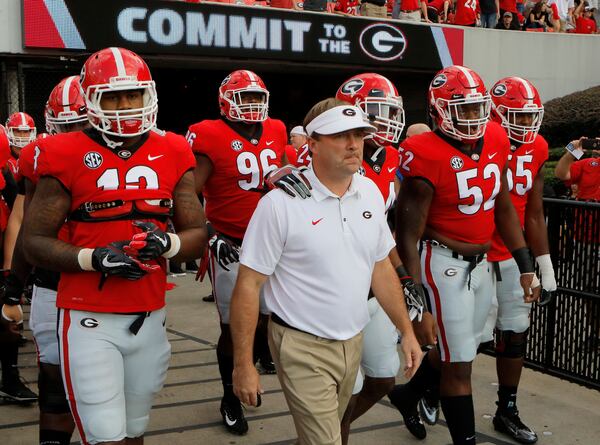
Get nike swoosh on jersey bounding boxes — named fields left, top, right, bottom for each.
left=525, top=150, right=534, bottom=155
left=148, top=154, right=164, bottom=161
left=266, top=141, right=274, bottom=146
left=312, top=218, right=324, bottom=225
left=102, top=257, right=128, bottom=268
left=388, top=167, right=396, bottom=173
left=488, top=153, right=497, bottom=159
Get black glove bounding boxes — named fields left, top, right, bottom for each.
left=396, top=265, right=426, bottom=322
left=127, top=221, right=171, bottom=261
left=538, top=289, right=555, bottom=307
left=1, top=273, right=24, bottom=306
left=264, top=165, right=312, bottom=199
left=208, top=233, right=239, bottom=272
left=91, top=243, right=156, bottom=281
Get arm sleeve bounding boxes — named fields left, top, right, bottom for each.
left=569, top=160, right=584, bottom=184
left=400, top=138, right=440, bottom=187
left=36, top=143, right=71, bottom=191
left=239, top=193, right=286, bottom=275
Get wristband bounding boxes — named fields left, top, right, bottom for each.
left=565, top=142, right=584, bottom=160
left=77, top=248, right=95, bottom=271
left=162, top=233, right=181, bottom=259
left=395, top=265, right=411, bottom=281
left=535, top=254, right=554, bottom=276
left=511, top=247, right=534, bottom=274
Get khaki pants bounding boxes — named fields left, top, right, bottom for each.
left=360, top=3, right=388, bottom=18
left=398, top=10, right=421, bottom=21
left=268, top=320, right=363, bottom=445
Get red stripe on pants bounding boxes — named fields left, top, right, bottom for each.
left=424, top=243, right=451, bottom=361
left=60, top=309, right=89, bottom=445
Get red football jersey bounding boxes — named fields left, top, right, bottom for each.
left=294, top=143, right=312, bottom=168
left=362, top=145, right=399, bottom=212
left=399, top=122, right=510, bottom=244
left=18, top=141, right=41, bottom=184
left=284, top=144, right=298, bottom=166
left=488, top=135, right=549, bottom=261
left=37, top=129, right=195, bottom=313
left=187, top=118, right=286, bottom=238
left=334, top=0, right=360, bottom=15
left=454, top=0, right=479, bottom=25
left=7, top=156, right=20, bottom=183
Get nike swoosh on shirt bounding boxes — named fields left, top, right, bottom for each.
left=488, top=153, right=497, bottom=160
left=102, top=257, right=128, bottom=268
left=312, top=218, right=324, bottom=225
left=525, top=149, right=534, bottom=155
left=148, top=154, right=164, bottom=161
left=266, top=141, right=274, bottom=146
left=388, top=167, right=396, bottom=173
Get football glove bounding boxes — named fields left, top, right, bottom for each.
left=208, top=233, right=239, bottom=272
left=264, top=165, right=312, bottom=199
left=127, top=221, right=171, bottom=261
left=92, top=243, right=159, bottom=281
left=396, top=265, right=426, bottom=322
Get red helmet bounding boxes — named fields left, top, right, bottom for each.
left=80, top=47, right=157, bottom=137
left=219, top=70, right=269, bottom=123
left=490, top=77, right=544, bottom=144
left=336, top=73, right=405, bottom=144
left=45, top=76, right=88, bottom=134
left=5, top=112, right=37, bottom=148
left=0, top=125, right=10, bottom=164
left=428, top=65, right=491, bottom=143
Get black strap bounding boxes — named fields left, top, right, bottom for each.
left=128, top=312, right=150, bottom=335
left=271, top=313, right=310, bottom=336
left=493, top=261, right=502, bottom=281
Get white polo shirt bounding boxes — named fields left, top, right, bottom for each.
left=240, top=167, right=395, bottom=340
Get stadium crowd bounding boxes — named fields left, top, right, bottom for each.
left=0, top=41, right=598, bottom=445
left=178, top=0, right=600, bottom=33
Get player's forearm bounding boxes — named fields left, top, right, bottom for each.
left=9, top=229, right=33, bottom=284
left=170, top=226, right=207, bottom=263
left=495, top=203, right=527, bottom=252
left=525, top=208, right=550, bottom=257
left=2, top=195, right=24, bottom=269
left=23, top=235, right=82, bottom=272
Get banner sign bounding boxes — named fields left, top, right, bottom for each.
left=23, top=0, right=463, bottom=70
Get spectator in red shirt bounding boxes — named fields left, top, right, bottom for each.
left=575, top=5, right=599, bottom=32
left=453, top=0, right=479, bottom=25
left=270, top=0, right=295, bottom=8
left=555, top=138, right=600, bottom=201
left=393, top=0, right=429, bottom=21
left=334, top=0, right=361, bottom=14
left=428, top=0, right=451, bottom=21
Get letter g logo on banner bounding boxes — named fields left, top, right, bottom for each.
left=359, top=24, right=406, bottom=62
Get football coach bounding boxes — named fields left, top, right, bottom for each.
left=229, top=98, right=422, bottom=445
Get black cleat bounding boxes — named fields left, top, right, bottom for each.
left=185, top=261, right=199, bottom=273
left=220, top=397, right=248, bottom=435
left=0, top=378, right=38, bottom=404
left=418, top=392, right=440, bottom=425
left=493, top=407, right=538, bottom=444
left=202, top=294, right=215, bottom=302
left=388, top=385, right=426, bottom=440
left=256, top=358, right=277, bottom=375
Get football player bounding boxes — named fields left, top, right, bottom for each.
left=284, top=125, right=311, bottom=167
left=0, top=123, right=38, bottom=406
left=2, top=75, right=89, bottom=445
left=23, top=47, right=207, bottom=445
left=335, top=72, right=420, bottom=444
left=187, top=70, right=289, bottom=435
left=481, top=77, right=556, bottom=444
left=5, top=112, right=36, bottom=176
left=388, top=65, right=540, bottom=445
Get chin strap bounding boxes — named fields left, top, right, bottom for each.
left=101, top=132, right=124, bottom=149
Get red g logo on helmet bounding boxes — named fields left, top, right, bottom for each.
left=336, top=73, right=405, bottom=144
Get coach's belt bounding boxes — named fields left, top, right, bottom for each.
left=401, top=9, right=420, bottom=12
left=271, top=313, right=312, bottom=336
left=114, top=311, right=151, bottom=335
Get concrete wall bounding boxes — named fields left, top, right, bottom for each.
left=461, top=25, right=600, bottom=102
left=1, top=0, right=598, bottom=102
left=0, top=0, right=22, bottom=54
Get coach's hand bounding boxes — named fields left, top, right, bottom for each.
left=91, top=243, right=159, bottom=280
left=209, top=233, right=239, bottom=272
left=264, top=165, right=312, bottom=199
left=412, top=312, right=437, bottom=348
left=400, top=332, right=423, bottom=379
left=520, top=272, right=542, bottom=303
left=128, top=221, right=172, bottom=260
left=233, top=364, right=263, bottom=407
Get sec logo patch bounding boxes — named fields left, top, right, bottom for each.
left=84, top=152, right=103, bottom=169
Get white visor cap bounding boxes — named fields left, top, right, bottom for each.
left=290, top=125, right=307, bottom=136
left=305, top=105, right=377, bottom=137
